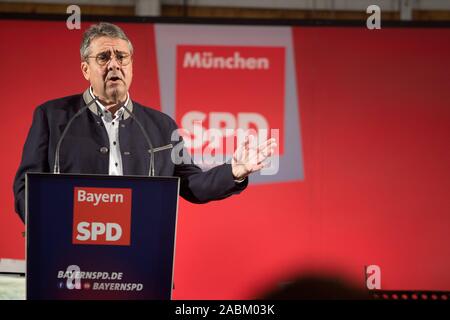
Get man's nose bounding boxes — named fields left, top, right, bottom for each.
left=107, top=55, right=121, bottom=70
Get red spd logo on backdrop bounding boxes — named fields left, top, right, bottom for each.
left=72, top=187, right=132, bottom=246
left=175, top=45, right=284, bottom=164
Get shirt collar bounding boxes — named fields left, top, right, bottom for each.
left=89, top=86, right=130, bottom=119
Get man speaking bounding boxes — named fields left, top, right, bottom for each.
left=13, top=22, right=276, bottom=222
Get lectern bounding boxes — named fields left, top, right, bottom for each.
left=25, top=173, right=179, bottom=300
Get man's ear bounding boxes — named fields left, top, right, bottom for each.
left=81, top=61, right=90, bottom=81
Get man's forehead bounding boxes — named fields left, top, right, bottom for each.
left=91, top=37, right=129, bottom=52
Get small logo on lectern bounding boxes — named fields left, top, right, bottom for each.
left=72, top=187, right=132, bottom=246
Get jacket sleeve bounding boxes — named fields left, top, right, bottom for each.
left=13, top=106, right=50, bottom=223
left=171, top=123, right=248, bottom=204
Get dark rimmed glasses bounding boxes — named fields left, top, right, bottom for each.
left=87, top=50, right=132, bottom=66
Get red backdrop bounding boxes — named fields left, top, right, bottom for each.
left=1, top=19, right=449, bottom=299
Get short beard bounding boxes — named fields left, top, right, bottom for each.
left=110, top=88, right=120, bottom=103
left=105, top=86, right=126, bottom=105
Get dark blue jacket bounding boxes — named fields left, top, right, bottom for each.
left=13, top=92, right=247, bottom=222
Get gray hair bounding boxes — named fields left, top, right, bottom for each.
left=80, top=22, right=134, bottom=61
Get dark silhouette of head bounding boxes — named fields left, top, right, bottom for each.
left=260, top=273, right=370, bottom=300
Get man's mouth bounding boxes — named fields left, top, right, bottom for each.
left=107, top=76, right=122, bottom=83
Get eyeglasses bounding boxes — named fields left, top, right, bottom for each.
left=87, top=50, right=132, bottom=66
